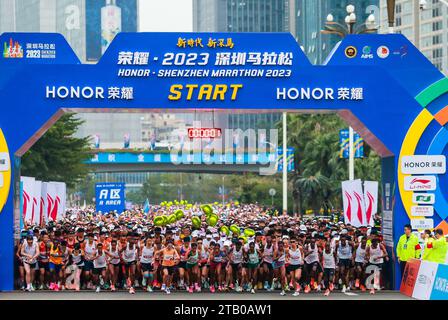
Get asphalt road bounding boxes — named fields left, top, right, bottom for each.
left=0, top=290, right=412, bottom=300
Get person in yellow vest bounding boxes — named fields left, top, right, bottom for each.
left=396, top=224, right=421, bottom=279
left=427, top=229, right=448, bottom=264
left=421, top=230, right=434, bottom=261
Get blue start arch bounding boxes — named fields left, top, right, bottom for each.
left=0, top=32, right=447, bottom=291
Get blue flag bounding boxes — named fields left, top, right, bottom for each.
left=143, top=198, right=150, bottom=214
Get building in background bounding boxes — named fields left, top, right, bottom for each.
left=86, top=0, right=138, bottom=62
left=192, top=0, right=289, bottom=130
left=193, top=0, right=290, bottom=32
left=0, top=0, right=138, bottom=63
left=379, top=0, right=448, bottom=75
left=292, top=0, right=379, bottom=65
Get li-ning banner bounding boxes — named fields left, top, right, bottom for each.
left=341, top=179, right=378, bottom=227
left=95, top=182, right=125, bottom=213
left=363, top=181, right=378, bottom=227
left=21, top=178, right=66, bottom=224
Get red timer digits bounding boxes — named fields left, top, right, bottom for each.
left=188, top=128, right=222, bottom=139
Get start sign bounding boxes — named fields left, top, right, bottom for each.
left=95, top=182, right=125, bottom=213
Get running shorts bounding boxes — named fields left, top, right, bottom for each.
left=141, top=263, right=153, bottom=272
left=286, top=264, right=302, bottom=273
left=83, top=260, right=94, bottom=271
left=93, top=267, right=106, bottom=275
left=338, top=258, right=352, bottom=268
left=186, top=262, right=197, bottom=269
left=272, top=260, right=285, bottom=269
left=323, top=268, right=335, bottom=279
left=178, top=261, right=187, bottom=269
left=261, top=261, right=273, bottom=271
left=162, top=265, right=176, bottom=275
left=305, top=261, right=323, bottom=274
left=49, top=263, right=63, bottom=273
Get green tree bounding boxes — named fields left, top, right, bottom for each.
left=21, top=113, right=91, bottom=188
left=280, top=113, right=381, bottom=216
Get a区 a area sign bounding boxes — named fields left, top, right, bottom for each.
left=0, top=31, right=447, bottom=291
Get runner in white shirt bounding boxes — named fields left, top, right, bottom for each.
left=336, top=236, right=354, bottom=293
left=303, top=238, right=323, bottom=293
left=21, top=235, right=40, bottom=291
left=286, top=238, right=303, bottom=296
left=260, top=235, right=274, bottom=291
left=139, top=237, right=155, bottom=292
left=366, top=238, right=388, bottom=295
left=321, top=241, right=337, bottom=296
left=92, top=243, right=107, bottom=293
left=105, top=240, right=120, bottom=292
left=354, top=237, right=368, bottom=291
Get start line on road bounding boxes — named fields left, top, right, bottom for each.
left=0, top=290, right=411, bottom=301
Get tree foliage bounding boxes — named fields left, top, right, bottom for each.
left=281, top=114, right=381, bottom=215
left=21, top=113, right=91, bottom=188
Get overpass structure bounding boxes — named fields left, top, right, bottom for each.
left=84, top=150, right=294, bottom=174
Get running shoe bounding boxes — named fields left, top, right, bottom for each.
left=316, top=285, right=321, bottom=292
left=280, top=290, right=286, bottom=296
left=218, top=285, right=223, bottom=292
left=49, top=282, right=55, bottom=290
left=129, top=287, right=135, bottom=294
left=257, top=282, right=263, bottom=290
left=96, top=286, right=101, bottom=293
left=329, top=283, right=334, bottom=291
left=111, top=285, right=116, bottom=292
left=134, top=280, right=140, bottom=288
left=355, top=279, right=360, bottom=288
left=292, top=291, right=300, bottom=297
left=342, top=285, right=347, bottom=293
left=313, top=282, right=318, bottom=290
left=165, top=288, right=171, bottom=295
left=60, top=285, right=65, bottom=291
left=310, top=278, right=315, bottom=287
left=370, top=288, right=375, bottom=295
left=39, top=284, right=44, bottom=290
left=374, top=284, right=381, bottom=291
left=251, top=288, right=255, bottom=294
left=360, top=284, right=366, bottom=292
left=142, top=278, right=147, bottom=287
left=304, top=285, right=311, bottom=293
left=324, top=289, right=330, bottom=296
left=147, top=286, right=153, bottom=293
left=161, top=284, right=166, bottom=291
left=54, top=284, right=60, bottom=292
left=210, top=285, right=215, bottom=293
left=263, top=281, right=269, bottom=290
left=188, top=286, right=194, bottom=293
left=195, top=283, right=201, bottom=292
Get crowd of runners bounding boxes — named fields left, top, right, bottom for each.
left=16, top=202, right=389, bottom=296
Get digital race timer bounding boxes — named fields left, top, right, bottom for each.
left=188, top=128, right=222, bottom=139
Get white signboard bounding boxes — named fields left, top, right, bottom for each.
left=404, top=176, right=436, bottom=191
left=412, top=193, right=435, bottom=204
left=412, top=260, right=438, bottom=300
left=401, top=155, right=446, bottom=174
left=411, top=205, right=434, bottom=217
left=411, top=218, right=434, bottom=230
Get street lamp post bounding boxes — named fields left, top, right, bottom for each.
left=321, top=5, right=377, bottom=181
left=321, top=5, right=378, bottom=37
